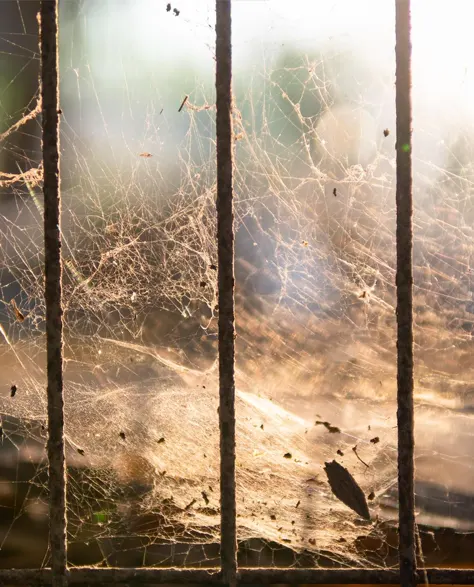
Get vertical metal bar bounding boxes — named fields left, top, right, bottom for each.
left=215, top=1, right=237, bottom=586
left=40, top=2, right=68, bottom=586
left=395, top=1, right=416, bottom=586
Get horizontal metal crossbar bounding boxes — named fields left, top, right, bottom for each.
left=0, top=567, right=473, bottom=585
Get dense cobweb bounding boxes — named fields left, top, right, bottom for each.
left=1, top=0, right=474, bottom=571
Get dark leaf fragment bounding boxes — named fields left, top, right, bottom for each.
left=324, top=460, right=370, bottom=521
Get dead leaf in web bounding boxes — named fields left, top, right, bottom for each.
left=324, top=460, right=371, bottom=521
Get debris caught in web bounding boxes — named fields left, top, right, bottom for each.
left=370, top=436, right=380, bottom=444
left=178, top=95, right=188, bottom=112
left=383, top=128, right=390, bottom=137
left=283, top=452, right=292, bottom=459
left=185, top=498, right=196, bottom=510
left=119, top=432, right=126, bottom=441
left=324, top=460, right=370, bottom=521
left=10, top=385, right=17, bottom=398
left=10, top=299, right=25, bottom=322
left=139, top=152, right=152, bottom=158
left=352, top=444, right=369, bottom=468
left=315, top=420, right=341, bottom=434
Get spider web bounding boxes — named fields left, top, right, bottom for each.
left=1, top=0, right=474, bottom=572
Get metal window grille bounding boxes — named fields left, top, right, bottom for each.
left=1, top=1, right=474, bottom=585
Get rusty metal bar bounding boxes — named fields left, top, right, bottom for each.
left=215, top=0, right=237, bottom=586
left=395, top=1, right=416, bottom=586
left=40, top=1, right=68, bottom=586
left=1, top=567, right=474, bottom=585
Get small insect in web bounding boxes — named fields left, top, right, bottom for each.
left=324, top=460, right=370, bottom=521
left=383, top=128, right=390, bottom=137
left=333, top=187, right=337, bottom=197
left=119, top=432, right=126, bottom=441
left=10, top=384, right=17, bottom=398
left=139, top=152, right=153, bottom=158
left=77, top=448, right=85, bottom=456
left=370, top=436, right=380, bottom=444
left=10, top=299, right=25, bottom=322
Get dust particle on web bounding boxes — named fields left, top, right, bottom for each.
left=383, top=128, right=390, bottom=137
left=333, top=187, right=337, bottom=197
left=166, top=3, right=171, bottom=11
left=157, top=437, right=165, bottom=444
left=201, top=491, right=209, bottom=505
left=173, top=7, right=180, bottom=16
left=295, top=500, right=300, bottom=508
left=119, top=432, right=126, bottom=441
left=337, top=449, right=344, bottom=456
left=200, top=281, right=207, bottom=288
left=370, top=436, right=380, bottom=444
left=210, top=264, right=217, bottom=270
left=324, top=460, right=370, bottom=521
left=283, top=452, right=292, bottom=459
left=10, top=384, right=17, bottom=398
left=308, top=538, right=316, bottom=546
left=260, top=424, right=264, bottom=430
left=185, top=498, right=196, bottom=510
left=270, top=514, right=276, bottom=520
